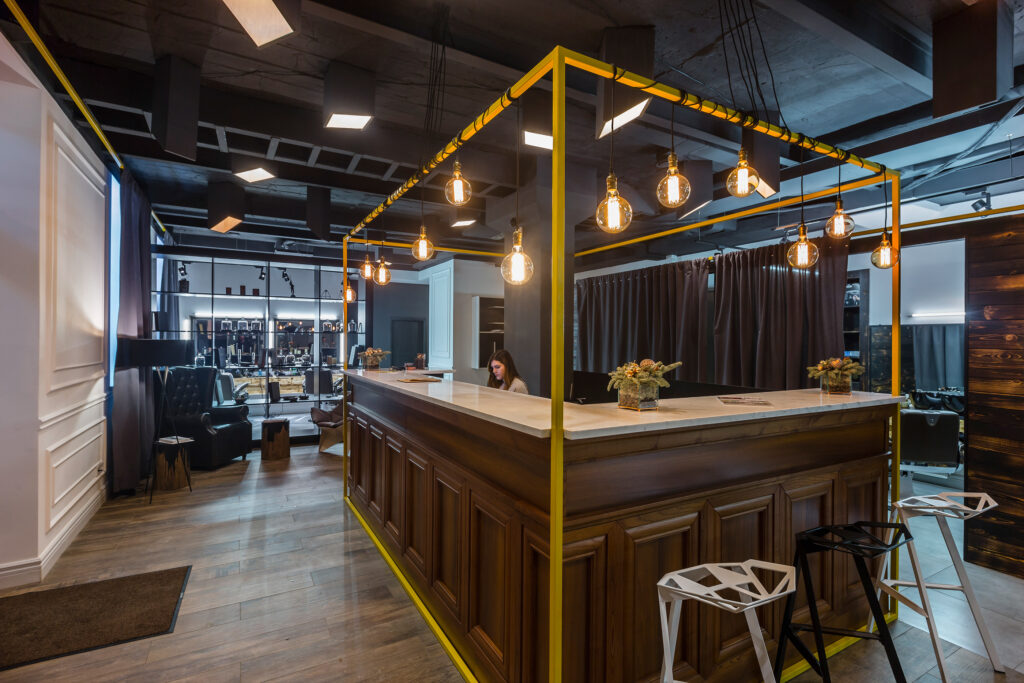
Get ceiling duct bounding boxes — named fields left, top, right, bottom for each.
left=933, top=0, right=1012, bottom=117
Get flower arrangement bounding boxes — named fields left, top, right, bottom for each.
left=608, top=359, right=682, bottom=411
left=358, top=347, right=391, bottom=369
left=807, top=357, right=864, bottom=394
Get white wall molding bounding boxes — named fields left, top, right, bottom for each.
left=40, top=486, right=103, bottom=578
left=0, top=557, right=42, bottom=591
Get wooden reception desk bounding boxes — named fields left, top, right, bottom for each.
left=342, top=369, right=899, bottom=682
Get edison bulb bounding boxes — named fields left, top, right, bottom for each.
left=444, top=160, right=472, bottom=206
left=726, top=149, right=760, bottom=198
left=412, top=226, right=434, bottom=261
left=596, top=174, right=632, bottom=233
left=656, top=152, right=690, bottom=208
left=501, top=228, right=534, bottom=285
left=825, top=199, right=856, bottom=239
left=344, top=281, right=357, bottom=303
left=871, top=233, right=899, bottom=269
left=375, top=259, right=391, bottom=285
left=359, top=255, right=375, bottom=280
left=786, top=225, right=819, bottom=269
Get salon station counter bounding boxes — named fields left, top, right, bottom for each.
left=342, top=369, right=900, bottom=682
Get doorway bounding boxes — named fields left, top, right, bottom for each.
left=391, top=318, right=426, bottom=367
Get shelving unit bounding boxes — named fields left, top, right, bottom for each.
left=151, top=255, right=373, bottom=430
left=844, top=269, right=870, bottom=390
left=471, top=295, right=504, bottom=368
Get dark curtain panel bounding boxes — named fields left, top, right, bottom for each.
left=575, top=259, right=710, bottom=381
left=158, top=258, right=180, bottom=339
left=713, top=237, right=848, bottom=390
left=111, top=170, right=153, bottom=493
left=912, top=324, right=965, bottom=390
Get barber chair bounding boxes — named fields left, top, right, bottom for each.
left=899, top=409, right=962, bottom=495
left=304, top=368, right=334, bottom=395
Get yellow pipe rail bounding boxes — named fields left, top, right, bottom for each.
left=575, top=173, right=886, bottom=257
left=346, top=237, right=503, bottom=258
left=854, top=202, right=1024, bottom=237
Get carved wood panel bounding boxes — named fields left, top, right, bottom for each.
left=404, top=447, right=429, bottom=581
left=351, top=416, right=368, bottom=504
left=384, top=434, right=404, bottom=546
left=520, top=526, right=548, bottom=683
left=703, top=488, right=777, bottom=677
left=469, top=492, right=515, bottom=680
left=432, top=462, right=466, bottom=624
left=621, top=503, right=701, bottom=683
left=837, top=462, right=885, bottom=607
left=367, top=424, right=385, bottom=520
left=782, top=478, right=836, bottom=625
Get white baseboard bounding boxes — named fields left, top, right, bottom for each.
left=40, top=484, right=104, bottom=578
left=0, top=485, right=103, bottom=590
left=0, top=557, right=42, bottom=590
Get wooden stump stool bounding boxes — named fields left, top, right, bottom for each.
left=261, top=419, right=290, bottom=460
left=150, top=436, right=194, bottom=502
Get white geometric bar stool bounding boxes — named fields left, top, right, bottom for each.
left=658, top=560, right=796, bottom=683
left=872, top=492, right=1004, bottom=682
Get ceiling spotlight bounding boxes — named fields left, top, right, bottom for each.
left=452, top=218, right=477, bottom=228
left=208, top=181, right=245, bottom=233
left=521, top=89, right=553, bottom=150
left=971, top=191, right=991, bottom=212
left=234, top=166, right=275, bottom=183
left=324, top=62, right=375, bottom=129
left=451, top=207, right=477, bottom=228
left=221, top=0, right=297, bottom=47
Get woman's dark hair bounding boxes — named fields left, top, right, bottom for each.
left=487, top=349, right=522, bottom=390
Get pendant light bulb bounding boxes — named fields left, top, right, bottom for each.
left=344, top=279, right=357, bottom=303
left=375, top=257, right=392, bottom=285
left=786, top=224, right=819, bottom=269
left=825, top=198, right=856, bottom=239
left=871, top=231, right=899, bottom=269
left=444, top=160, right=472, bottom=206
left=726, top=149, right=760, bottom=198
left=596, top=174, right=632, bottom=233
left=359, top=252, right=375, bottom=280
left=501, top=227, right=534, bottom=285
left=411, top=225, right=434, bottom=261
left=657, top=152, right=691, bottom=208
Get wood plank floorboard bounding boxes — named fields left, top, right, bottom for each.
left=0, top=447, right=460, bottom=682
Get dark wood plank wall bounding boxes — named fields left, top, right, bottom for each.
left=346, top=377, right=893, bottom=682
left=965, top=218, right=1024, bottom=579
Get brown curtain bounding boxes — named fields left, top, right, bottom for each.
left=111, top=170, right=154, bottom=493
left=575, top=259, right=710, bottom=381
left=713, top=237, right=848, bottom=390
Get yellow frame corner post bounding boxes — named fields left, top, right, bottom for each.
left=342, top=237, right=350, bottom=501
left=549, top=47, right=567, bottom=683
left=889, top=172, right=903, bottom=606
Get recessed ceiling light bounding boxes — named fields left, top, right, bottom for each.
left=221, top=0, right=295, bottom=47
left=326, top=113, right=372, bottom=129
left=523, top=131, right=553, bottom=150
left=210, top=217, right=243, bottom=233
left=598, top=98, right=650, bottom=138
left=234, top=167, right=275, bottom=182
left=452, top=219, right=477, bottom=228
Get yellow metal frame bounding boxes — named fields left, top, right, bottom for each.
left=338, top=45, right=905, bottom=682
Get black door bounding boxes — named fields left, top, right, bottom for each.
left=391, top=318, right=425, bottom=367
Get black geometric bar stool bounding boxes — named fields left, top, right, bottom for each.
left=773, top=522, right=912, bottom=683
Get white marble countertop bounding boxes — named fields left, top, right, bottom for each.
left=343, top=369, right=900, bottom=440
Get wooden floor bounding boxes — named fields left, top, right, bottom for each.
left=0, top=446, right=461, bottom=682
left=2, top=454, right=1022, bottom=682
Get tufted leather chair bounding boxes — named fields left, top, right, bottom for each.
left=155, top=366, right=252, bottom=469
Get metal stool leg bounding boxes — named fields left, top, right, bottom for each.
left=658, top=595, right=683, bottom=683
left=743, top=605, right=776, bottom=683
left=855, top=554, right=907, bottom=683
left=898, top=509, right=950, bottom=682
left=868, top=507, right=900, bottom=634
left=800, top=550, right=831, bottom=683
left=773, top=551, right=800, bottom=682
left=936, top=515, right=1004, bottom=673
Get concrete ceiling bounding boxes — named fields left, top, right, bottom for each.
left=2, top=0, right=1023, bottom=268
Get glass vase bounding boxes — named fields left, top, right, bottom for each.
left=365, top=357, right=380, bottom=370
left=618, top=382, right=659, bottom=411
left=821, top=375, right=852, bottom=395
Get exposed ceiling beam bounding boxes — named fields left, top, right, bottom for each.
left=760, top=0, right=932, bottom=95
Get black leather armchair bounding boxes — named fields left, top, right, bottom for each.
left=155, top=366, right=252, bottom=469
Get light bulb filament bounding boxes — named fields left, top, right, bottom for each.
left=510, top=249, right=525, bottom=283
left=418, top=240, right=427, bottom=259
left=797, top=242, right=808, bottom=266
left=737, top=166, right=748, bottom=189
left=880, top=246, right=891, bottom=267
left=608, top=194, right=621, bottom=230
left=453, top=179, right=464, bottom=204
left=667, top=176, right=680, bottom=204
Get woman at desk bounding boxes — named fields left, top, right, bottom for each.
left=487, top=349, right=528, bottom=394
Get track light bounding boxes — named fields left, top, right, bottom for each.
left=501, top=227, right=534, bottom=285
left=412, top=225, right=434, bottom=261
left=445, top=160, right=472, bottom=206
left=726, top=149, right=760, bottom=198
left=786, top=224, right=819, bottom=269
left=971, top=191, right=991, bottom=213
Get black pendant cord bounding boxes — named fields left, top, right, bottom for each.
left=515, top=99, right=521, bottom=226
left=882, top=179, right=889, bottom=239
left=837, top=162, right=842, bottom=203
left=799, top=147, right=805, bottom=228
left=670, top=98, right=675, bottom=155
left=609, top=67, right=616, bottom=176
